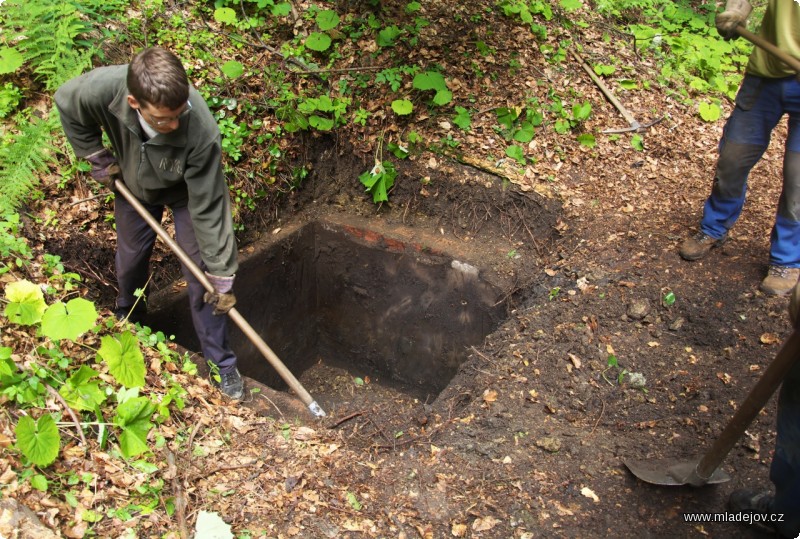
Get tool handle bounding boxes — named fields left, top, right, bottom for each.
left=737, top=26, right=800, bottom=74
left=695, top=327, right=800, bottom=479
left=114, top=179, right=326, bottom=417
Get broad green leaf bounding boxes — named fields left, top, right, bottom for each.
left=220, top=61, right=244, bottom=79
left=391, top=99, right=413, bottom=115
left=554, top=118, right=571, bottom=134
left=40, top=298, right=97, bottom=341
left=4, top=279, right=46, bottom=326
left=577, top=133, right=596, bottom=148
left=214, top=7, right=237, bottom=24
left=505, top=145, right=526, bottom=165
left=114, top=396, right=156, bottom=458
left=573, top=102, right=592, bottom=121
left=377, top=25, right=402, bottom=47
left=30, top=474, right=48, bottom=492
left=346, top=491, right=362, bottom=511
left=560, top=0, right=583, bottom=11
left=413, top=71, right=447, bottom=92
left=406, top=1, right=421, bottom=13
left=593, top=64, right=616, bottom=77
left=698, top=101, right=721, bottom=122
left=433, top=89, right=452, bottom=106
left=0, top=47, right=24, bottom=75
left=513, top=122, right=535, bottom=143
left=271, top=3, right=291, bottom=16
left=316, top=10, right=340, bottom=31
left=98, top=332, right=145, bottom=388
left=315, top=94, right=335, bottom=112
left=306, top=32, right=332, bottom=52
left=15, top=414, right=60, bottom=467
left=309, top=115, right=334, bottom=130
left=453, top=107, right=471, bottom=131
left=618, top=79, right=638, bottom=90
left=631, top=134, right=645, bottom=151
left=495, top=107, right=519, bottom=130
left=60, top=365, right=106, bottom=411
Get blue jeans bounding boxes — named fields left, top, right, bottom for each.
left=700, top=74, right=800, bottom=267
left=114, top=195, right=238, bottom=373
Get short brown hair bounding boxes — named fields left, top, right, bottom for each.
left=127, top=47, right=189, bottom=109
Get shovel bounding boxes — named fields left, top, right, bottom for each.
left=113, top=177, right=326, bottom=418
left=736, top=26, right=800, bottom=74
left=625, top=27, right=800, bottom=487
left=624, top=327, right=800, bottom=486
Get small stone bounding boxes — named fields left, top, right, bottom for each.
left=626, top=299, right=651, bottom=320
left=535, top=436, right=561, bottom=453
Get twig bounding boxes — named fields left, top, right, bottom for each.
left=587, top=400, right=605, bottom=438
left=259, top=393, right=286, bottom=421
left=46, top=384, right=87, bottom=446
left=166, top=450, right=189, bottom=539
left=68, top=193, right=106, bottom=206
left=328, top=410, right=364, bottom=429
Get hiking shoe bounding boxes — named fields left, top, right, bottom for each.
left=218, top=368, right=244, bottom=400
left=727, top=489, right=780, bottom=533
left=679, top=231, right=726, bottom=261
left=760, top=265, right=800, bottom=296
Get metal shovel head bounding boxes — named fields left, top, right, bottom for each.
left=624, top=457, right=731, bottom=486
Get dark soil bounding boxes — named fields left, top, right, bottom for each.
left=13, top=1, right=796, bottom=537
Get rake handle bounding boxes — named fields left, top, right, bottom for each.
left=113, top=179, right=325, bottom=417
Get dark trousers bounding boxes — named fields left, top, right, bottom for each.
left=771, top=357, right=800, bottom=537
left=114, top=195, right=237, bottom=373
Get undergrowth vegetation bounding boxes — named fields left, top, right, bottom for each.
left=0, top=0, right=756, bottom=534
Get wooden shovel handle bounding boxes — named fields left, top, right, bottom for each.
left=695, top=327, right=800, bottom=479
left=737, top=26, right=800, bottom=74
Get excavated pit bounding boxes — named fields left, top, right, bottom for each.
left=148, top=218, right=508, bottom=405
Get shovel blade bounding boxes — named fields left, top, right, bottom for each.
left=624, top=457, right=731, bottom=486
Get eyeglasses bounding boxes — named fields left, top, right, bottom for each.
left=143, top=101, right=192, bottom=127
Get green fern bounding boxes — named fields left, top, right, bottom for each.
left=1, top=0, right=95, bottom=90
left=0, top=114, right=60, bottom=214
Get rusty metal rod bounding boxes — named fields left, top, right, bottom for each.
left=113, top=179, right=326, bottom=417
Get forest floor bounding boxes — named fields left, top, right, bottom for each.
left=3, top=0, right=797, bottom=538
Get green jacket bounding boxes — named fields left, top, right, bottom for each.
left=54, top=65, right=238, bottom=277
left=747, top=0, right=800, bottom=78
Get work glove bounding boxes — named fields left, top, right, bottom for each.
left=715, top=0, right=751, bottom=40
left=203, top=272, right=236, bottom=315
left=790, top=282, right=800, bottom=329
left=86, top=148, right=120, bottom=189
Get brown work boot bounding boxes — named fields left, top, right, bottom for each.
left=679, top=231, right=726, bottom=261
left=760, top=265, right=800, bottom=296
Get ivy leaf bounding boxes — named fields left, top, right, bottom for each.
left=15, top=414, right=60, bottom=467
left=114, top=396, right=156, bottom=458
left=213, top=7, right=237, bottom=24
left=220, top=60, right=244, bottom=79
left=40, top=297, right=97, bottom=341
left=316, top=10, right=340, bottom=31
left=391, top=99, right=413, bottom=115
left=60, top=365, right=106, bottom=411
left=98, top=331, right=145, bottom=388
left=3, top=279, right=46, bottom=326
